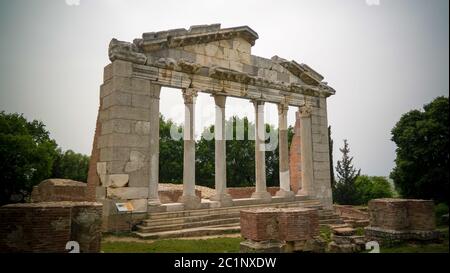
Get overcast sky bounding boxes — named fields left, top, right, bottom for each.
left=0, top=0, right=448, bottom=177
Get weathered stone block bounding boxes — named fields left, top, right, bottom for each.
left=128, top=165, right=150, bottom=187
left=240, top=240, right=286, bottom=253
left=102, top=92, right=132, bottom=109
left=125, top=150, right=147, bottom=173
left=101, top=119, right=132, bottom=134
left=129, top=198, right=148, bottom=213
left=105, top=174, right=129, bottom=188
left=131, top=94, right=152, bottom=108
left=30, top=179, right=87, bottom=202
left=134, top=121, right=151, bottom=135
left=107, top=187, right=148, bottom=199
left=99, top=147, right=130, bottom=162
left=98, top=134, right=149, bottom=149
left=108, top=106, right=151, bottom=121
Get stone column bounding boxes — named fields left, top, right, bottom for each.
left=297, top=105, right=314, bottom=196
left=210, top=95, right=233, bottom=206
left=148, top=85, right=161, bottom=206
left=276, top=102, right=295, bottom=199
left=251, top=100, right=272, bottom=201
left=178, top=88, right=201, bottom=209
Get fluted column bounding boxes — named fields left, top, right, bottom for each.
left=276, top=102, right=295, bottom=199
left=210, top=95, right=233, bottom=206
left=297, top=105, right=314, bottom=196
left=178, top=88, right=201, bottom=209
left=251, top=100, right=272, bottom=201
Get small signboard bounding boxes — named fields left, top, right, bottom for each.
left=115, top=202, right=134, bottom=213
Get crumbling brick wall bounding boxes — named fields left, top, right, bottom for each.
left=240, top=207, right=319, bottom=242
left=368, top=198, right=435, bottom=231
left=31, top=179, right=87, bottom=202
left=227, top=187, right=279, bottom=199
left=0, top=202, right=102, bottom=253
left=289, top=111, right=302, bottom=193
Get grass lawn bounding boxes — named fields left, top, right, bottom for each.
left=101, top=227, right=449, bottom=253
left=102, top=237, right=244, bottom=253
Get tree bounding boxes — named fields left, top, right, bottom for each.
left=0, top=111, right=58, bottom=204
left=159, top=115, right=184, bottom=183
left=51, top=149, right=90, bottom=182
left=333, top=139, right=361, bottom=205
left=196, top=116, right=295, bottom=188
left=355, top=175, right=394, bottom=204
left=390, top=96, right=449, bottom=204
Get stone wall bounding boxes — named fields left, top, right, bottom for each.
left=31, top=179, right=87, bottom=202
left=240, top=207, right=320, bottom=253
left=0, top=202, right=102, bottom=253
left=368, top=198, right=436, bottom=231
left=365, top=198, right=439, bottom=246
left=310, top=97, right=333, bottom=209
left=334, top=205, right=369, bottom=221
left=278, top=208, right=319, bottom=241
left=227, top=187, right=279, bottom=199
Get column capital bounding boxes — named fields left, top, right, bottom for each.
left=213, top=94, right=227, bottom=108
left=278, top=102, right=289, bottom=116
left=251, top=99, right=265, bottom=107
left=299, top=105, right=312, bottom=118
left=149, top=84, right=162, bottom=100
left=182, top=88, right=198, bottom=104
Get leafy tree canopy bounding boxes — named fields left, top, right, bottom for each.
left=390, top=96, right=449, bottom=204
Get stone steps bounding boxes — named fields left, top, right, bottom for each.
left=134, top=198, right=344, bottom=239
left=142, top=212, right=241, bottom=226
left=134, top=224, right=241, bottom=239
left=137, top=217, right=241, bottom=233
left=146, top=199, right=322, bottom=220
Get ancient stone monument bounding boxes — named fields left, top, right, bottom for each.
left=86, top=24, right=336, bottom=231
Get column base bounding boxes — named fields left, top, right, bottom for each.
left=275, top=189, right=295, bottom=199
left=147, top=198, right=161, bottom=207
left=251, top=191, right=272, bottom=202
left=297, top=189, right=312, bottom=197
left=178, top=195, right=201, bottom=210
left=210, top=193, right=234, bottom=207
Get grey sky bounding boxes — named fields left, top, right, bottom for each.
left=0, top=0, right=448, bottom=177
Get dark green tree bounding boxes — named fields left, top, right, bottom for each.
left=51, top=149, right=90, bottom=182
left=333, top=139, right=361, bottom=205
left=390, top=96, right=449, bottom=204
left=159, top=115, right=184, bottom=183
left=196, top=116, right=294, bottom=188
left=0, top=111, right=58, bottom=204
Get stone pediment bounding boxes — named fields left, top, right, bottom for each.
left=136, top=24, right=259, bottom=51
left=108, top=24, right=336, bottom=98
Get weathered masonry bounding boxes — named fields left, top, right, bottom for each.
left=86, top=24, right=336, bottom=230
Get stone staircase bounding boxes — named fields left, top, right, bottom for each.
left=134, top=198, right=344, bottom=239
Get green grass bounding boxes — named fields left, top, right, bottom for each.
left=101, top=227, right=449, bottom=253
left=102, top=237, right=244, bottom=253
left=319, top=226, right=332, bottom=243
